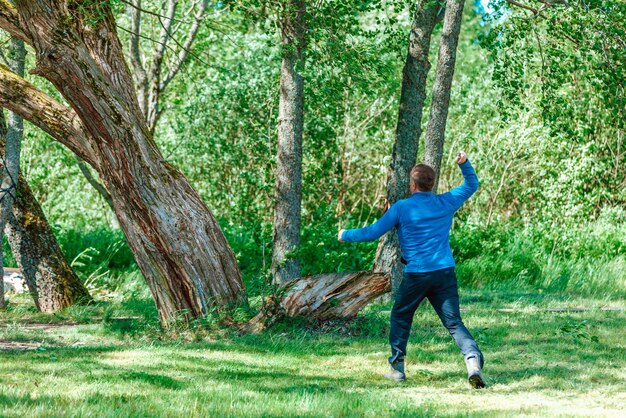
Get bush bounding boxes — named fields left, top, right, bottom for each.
left=452, top=208, right=626, bottom=297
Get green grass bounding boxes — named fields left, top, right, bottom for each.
left=1, top=292, right=625, bottom=417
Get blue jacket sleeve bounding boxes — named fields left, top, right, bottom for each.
left=441, top=159, right=479, bottom=210
left=341, top=203, right=400, bottom=242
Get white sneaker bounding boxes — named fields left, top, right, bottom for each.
left=465, top=355, right=486, bottom=388
left=384, top=361, right=406, bottom=382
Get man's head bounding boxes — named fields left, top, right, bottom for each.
left=410, top=164, right=435, bottom=192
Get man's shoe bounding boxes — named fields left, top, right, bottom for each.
left=465, top=355, right=486, bottom=389
left=384, top=361, right=406, bottom=382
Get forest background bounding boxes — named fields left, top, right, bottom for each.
left=5, top=0, right=623, bottom=306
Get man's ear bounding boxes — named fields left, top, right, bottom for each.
left=409, top=181, right=417, bottom=193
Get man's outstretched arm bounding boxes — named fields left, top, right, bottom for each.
left=339, top=203, right=399, bottom=242
left=445, top=152, right=479, bottom=208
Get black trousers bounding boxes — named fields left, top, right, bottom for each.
left=388, top=267, right=483, bottom=367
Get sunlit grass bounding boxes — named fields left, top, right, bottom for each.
left=1, top=292, right=625, bottom=417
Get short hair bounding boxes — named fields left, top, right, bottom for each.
left=410, top=164, right=435, bottom=192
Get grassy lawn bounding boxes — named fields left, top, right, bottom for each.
left=1, top=292, right=625, bottom=417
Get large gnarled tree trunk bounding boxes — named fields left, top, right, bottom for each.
left=424, top=0, right=465, bottom=192
left=0, top=0, right=244, bottom=325
left=246, top=271, right=389, bottom=333
left=272, top=0, right=306, bottom=285
left=372, top=0, right=442, bottom=293
left=75, top=0, right=211, bottom=212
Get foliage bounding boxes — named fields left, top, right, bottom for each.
left=452, top=207, right=626, bottom=297
left=479, top=0, right=626, bottom=220
left=3, top=0, right=624, bottom=303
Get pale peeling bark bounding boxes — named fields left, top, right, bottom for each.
left=0, top=0, right=245, bottom=325
left=246, top=271, right=390, bottom=333
left=424, top=0, right=465, bottom=192
left=272, top=0, right=306, bottom=285
left=281, top=271, right=389, bottom=319
left=373, top=0, right=441, bottom=293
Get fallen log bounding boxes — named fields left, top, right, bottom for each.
left=245, top=271, right=390, bottom=333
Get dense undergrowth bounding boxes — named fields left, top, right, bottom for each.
left=4, top=205, right=623, bottom=310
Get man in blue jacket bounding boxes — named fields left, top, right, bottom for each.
left=338, top=152, right=486, bottom=388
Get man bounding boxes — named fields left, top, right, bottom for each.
left=338, top=152, right=486, bottom=388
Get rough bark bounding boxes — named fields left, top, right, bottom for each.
left=424, top=0, right=465, bottom=192
left=372, top=0, right=441, bottom=293
left=79, top=0, right=209, bottom=212
left=4, top=173, right=93, bottom=311
left=281, top=271, right=389, bottom=319
left=0, top=65, right=96, bottom=165
left=246, top=271, right=390, bottom=333
left=272, top=0, right=306, bottom=285
left=0, top=0, right=245, bottom=325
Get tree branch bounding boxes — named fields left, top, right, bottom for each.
left=76, top=158, right=114, bottom=210
left=153, top=0, right=178, bottom=78
left=0, top=0, right=29, bottom=44
left=129, top=0, right=148, bottom=114
left=506, top=0, right=545, bottom=16
left=0, top=64, right=96, bottom=166
left=161, top=0, right=209, bottom=91
left=121, top=0, right=193, bottom=24
left=145, top=0, right=178, bottom=127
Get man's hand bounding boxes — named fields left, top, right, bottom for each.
left=455, top=152, right=467, bottom=165
left=338, top=229, right=345, bottom=242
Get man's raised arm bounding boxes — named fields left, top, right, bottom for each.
left=445, top=152, right=479, bottom=208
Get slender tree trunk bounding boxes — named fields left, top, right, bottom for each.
left=0, top=38, right=91, bottom=312
left=272, top=0, right=306, bottom=285
left=0, top=1, right=245, bottom=325
left=0, top=37, right=26, bottom=309
left=0, top=109, right=5, bottom=309
left=424, top=0, right=465, bottom=192
left=4, top=173, right=92, bottom=311
left=372, top=1, right=441, bottom=293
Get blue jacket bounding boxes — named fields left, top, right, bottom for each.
left=341, top=160, right=479, bottom=273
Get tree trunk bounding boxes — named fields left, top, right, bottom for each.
left=4, top=173, right=93, bottom=311
left=424, top=0, right=465, bottom=192
left=0, top=108, right=5, bottom=309
left=272, top=0, right=306, bottom=285
left=246, top=271, right=389, bottom=333
left=0, top=0, right=245, bottom=325
left=0, top=37, right=26, bottom=309
left=74, top=0, right=210, bottom=220
left=372, top=1, right=442, bottom=293
left=0, top=37, right=91, bottom=312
